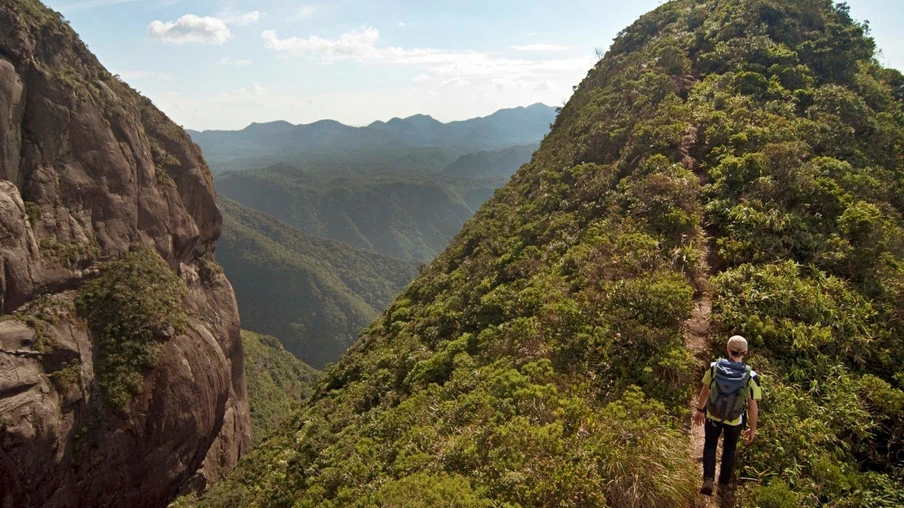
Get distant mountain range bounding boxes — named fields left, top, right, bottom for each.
left=188, top=103, right=555, bottom=174
left=208, top=104, right=549, bottom=369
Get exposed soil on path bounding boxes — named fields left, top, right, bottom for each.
left=683, top=242, right=721, bottom=508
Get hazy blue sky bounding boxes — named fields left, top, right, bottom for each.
left=42, top=0, right=904, bottom=131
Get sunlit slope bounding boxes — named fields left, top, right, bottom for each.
left=201, top=1, right=904, bottom=506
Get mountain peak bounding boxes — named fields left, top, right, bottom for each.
left=242, top=120, right=296, bottom=133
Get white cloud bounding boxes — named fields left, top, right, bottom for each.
left=260, top=26, right=592, bottom=98
left=219, top=10, right=261, bottom=26
left=412, top=74, right=430, bottom=82
left=512, top=44, right=569, bottom=51
left=262, top=27, right=380, bottom=59
left=225, top=83, right=268, bottom=100
left=441, top=77, right=470, bottom=87
left=398, top=22, right=407, bottom=27
left=219, top=57, right=253, bottom=66
left=291, top=4, right=319, bottom=21
left=148, top=15, right=232, bottom=45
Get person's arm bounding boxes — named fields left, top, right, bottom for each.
left=693, top=384, right=710, bottom=425
left=743, top=398, right=758, bottom=443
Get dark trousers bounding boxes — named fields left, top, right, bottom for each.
left=703, top=418, right=743, bottom=484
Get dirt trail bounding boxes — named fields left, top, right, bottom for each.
left=684, top=242, right=720, bottom=508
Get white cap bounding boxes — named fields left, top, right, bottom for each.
left=727, top=335, right=748, bottom=354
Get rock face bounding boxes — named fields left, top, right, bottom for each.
left=0, top=2, right=251, bottom=507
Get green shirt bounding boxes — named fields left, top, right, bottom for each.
left=702, top=361, right=762, bottom=426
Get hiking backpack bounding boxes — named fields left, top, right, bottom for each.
left=706, top=359, right=751, bottom=421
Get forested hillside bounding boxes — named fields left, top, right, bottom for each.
left=217, top=199, right=418, bottom=368
left=240, top=331, right=321, bottom=443
left=217, top=168, right=485, bottom=262
left=441, top=144, right=538, bottom=179
left=201, top=0, right=904, bottom=506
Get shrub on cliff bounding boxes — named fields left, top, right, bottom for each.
left=76, top=246, right=187, bottom=409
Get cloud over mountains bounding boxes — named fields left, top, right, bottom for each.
left=148, top=14, right=232, bottom=44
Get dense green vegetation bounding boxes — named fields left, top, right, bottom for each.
left=200, top=1, right=904, bottom=506
left=218, top=199, right=417, bottom=367
left=217, top=168, right=493, bottom=262
left=241, top=330, right=321, bottom=443
left=75, top=247, right=187, bottom=409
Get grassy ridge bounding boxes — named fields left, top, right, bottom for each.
left=201, top=1, right=904, bottom=506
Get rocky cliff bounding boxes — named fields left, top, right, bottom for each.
left=0, top=2, right=250, bottom=506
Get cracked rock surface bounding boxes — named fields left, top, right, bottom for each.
left=0, top=2, right=251, bottom=507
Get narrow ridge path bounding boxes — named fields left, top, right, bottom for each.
left=683, top=242, right=719, bottom=508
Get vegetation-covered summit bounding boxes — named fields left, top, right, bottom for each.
left=202, top=1, right=904, bottom=506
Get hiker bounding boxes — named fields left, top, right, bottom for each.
left=693, top=335, right=762, bottom=497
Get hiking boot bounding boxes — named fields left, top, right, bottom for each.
left=700, top=478, right=714, bottom=496
left=717, top=482, right=736, bottom=507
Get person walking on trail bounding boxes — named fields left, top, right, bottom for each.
left=693, top=335, right=762, bottom=497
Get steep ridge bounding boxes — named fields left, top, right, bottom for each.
left=217, top=199, right=418, bottom=368
left=0, top=2, right=250, bottom=506
left=202, top=0, right=904, bottom=506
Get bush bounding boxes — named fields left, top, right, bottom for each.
left=75, top=246, right=187, bottom=409
left=596, top=387, right=696, bottom=507
left=365, top=473, right=493, bottom=508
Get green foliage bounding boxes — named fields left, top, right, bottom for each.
left=24, top=201, right=42, bottom=225
left=218, top=199, right=418, bottom=368
left=75, top=246, right=187, bottom=409
left=748, top=479, right=801, bottom=508
left=242, top=330, right=320, bottom=444
left=203, top=0, right=904, bottom=505
left=363, top=473, right=493, bottom=507
left=49, top=360, right=82, bottom=393
left=39, top=238, right=99, bottom=268
left=216, top=167, right=487, bottom=262
left=594, top=387, right=697, bottom=507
